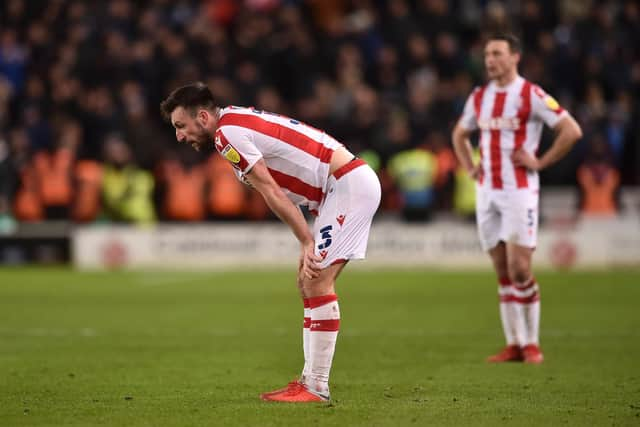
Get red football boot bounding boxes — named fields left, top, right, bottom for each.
left=522, top=344, right=544, bottom=364
left=486, top=345, right=523, bottom=362
left=260, top=380, right=300, bottom=400
left=261, top=381, right=329, bottom=402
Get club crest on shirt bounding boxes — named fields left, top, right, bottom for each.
left=336, top=214, right=345, bottom=226
left=533, top=85, right=547, bottom=98
left=221, top=144, right=240, bottom=163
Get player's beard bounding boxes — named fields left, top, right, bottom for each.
left=188, top=123, right=211, bottom=152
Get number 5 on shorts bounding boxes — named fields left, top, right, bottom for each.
left=317, top=225, right=333, bottom=250
left=527, top=209, right=535, bottom=227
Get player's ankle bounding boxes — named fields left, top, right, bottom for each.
left=303, top=377, right=329, bottom=395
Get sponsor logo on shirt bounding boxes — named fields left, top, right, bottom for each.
left=478, top=117, right=520, bottom=130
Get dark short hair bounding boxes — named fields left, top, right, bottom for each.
left=487, top=33, right=522, bottom=54
left=160, top=82, right=217, bottom=121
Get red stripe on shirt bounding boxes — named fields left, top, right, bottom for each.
left=217, top=130, right=250, bottom=171
left=490, top=92, right=507, bottom=189
left=310, top=319, right=340, bottom=332
left=514, top=81, right=532, bottom=188
left=474, top=86, right=487, bottom=184
left=268, top=168, right=324, bottom=203
left=303, top=317, right=311, bottom=328
left=473, top=86, right=487, bottom=116
left=219, top=113, right=334, bottom=163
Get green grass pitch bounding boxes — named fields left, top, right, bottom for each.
left=1, top=267, right=639, bottom=426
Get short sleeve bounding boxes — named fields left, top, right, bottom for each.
left=530, top=84, right=568, bottom=128
left=457, top=90, right=479, bottom=131
left=215, top=126, right=263, bottom=174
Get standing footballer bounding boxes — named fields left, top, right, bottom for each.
left=452, top=33, right=582, bottom=363
left=161, top=83, right=381, bottom=401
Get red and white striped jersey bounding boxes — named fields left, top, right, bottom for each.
left=214, top=106, right=343, bottom=212
left=458, top=76, right=568, bottom=190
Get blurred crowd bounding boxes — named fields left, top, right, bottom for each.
left=0, top=0, right=638, bottom=228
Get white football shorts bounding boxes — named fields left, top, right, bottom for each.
left=475, top=186, right=539, bottom=251
left=313, top=159, right=381, bottom=268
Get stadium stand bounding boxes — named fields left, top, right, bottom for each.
left=0, top=1, right=638, bottom=256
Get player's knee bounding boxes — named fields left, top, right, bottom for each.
left=301, top=276, right=334, bottom=297
left=508, top=263, right=530, bottom=284
left=302, top=282, right=332, bottom=297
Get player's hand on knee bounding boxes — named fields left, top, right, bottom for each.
left=300, top=242, right=322, bottom=280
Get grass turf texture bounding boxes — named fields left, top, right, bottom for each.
left=0, top=268, right=639, bottom=426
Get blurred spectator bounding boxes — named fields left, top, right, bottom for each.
left=11, top=128, right=41, bottom=221
left=80, top=86, right=125, bottom=160
left=382, top=0, right=419, bottom=47
left=606, top=91, right=632, bottom=166
left=12, top=117, right=78, bottom=221
left=22, top=104, right=52, bottom=151
left=157, top=146, right=208, bottom=221
left=387, top=145, right=437, bottom=222
left=120, top=80, right=170, bottom=170
left=577, top=134, right=620, bottom=217
left=72, top=159, right=102, bottom=223
left=452, top=148, right=479, bottom=221
left=0, top=133, right=17, bottom=233
left=205, top=153, right=253, bottom=220
left=425, top=130, right=456, bottom=210
left=101, top=133, right=155, bottom=224
left=0, top=28, right=27, bottom=94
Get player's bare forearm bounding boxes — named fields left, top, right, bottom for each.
left=513, top=115, right=582, bottom=171
left=262, top=187, right=313, bottom=244
left=244, top=160, right=314, bottom=246
left=538, top=115, right=583, bottom=170
left=244, top=160, right=322, bottom=279
left=452, top=123, right=479, bottom=178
